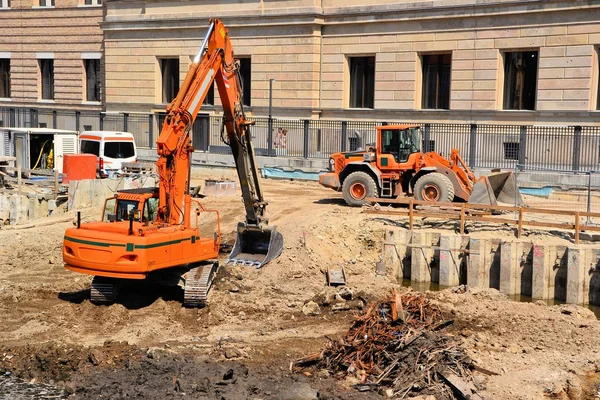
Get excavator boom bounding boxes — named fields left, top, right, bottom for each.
left=178, top=19, right=283, bottom=267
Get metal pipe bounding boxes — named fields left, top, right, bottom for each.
left=193, top=21, right=215, bottom=63
left=77, top=211, right=81, bottom=229
left=587, top=171, right=593, bottom=224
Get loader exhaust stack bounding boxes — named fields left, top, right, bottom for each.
left=469, top=171, right=523, bottom=206
left=226, top=223, right=284, bottom=268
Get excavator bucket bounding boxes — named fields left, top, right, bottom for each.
left=226, top=223, right=284, bottom=268
left=469, top=171, right=523, bottom=206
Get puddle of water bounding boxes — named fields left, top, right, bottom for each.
left=0, top=375, right=67, bottom=400
left=401, top=279, right=600, bottom=319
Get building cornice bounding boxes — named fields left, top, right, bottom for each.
left=102, top=0, right=600, bottom=31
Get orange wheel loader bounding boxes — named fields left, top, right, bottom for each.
left=319, top=125, right=522, bottom=207
left=63, top=19, right=283, bottom=307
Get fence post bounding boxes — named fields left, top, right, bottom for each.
left=75, top=111, right=80, bottom=131
left=52, top=110, right=57, bottom=129
left=586, top=171, right=592, bottom=224
left=518, top=125, right=527, bottom=168
left=423, top=123, right=431, bottom=152
left=123, top=113, right=129, bottom=132
left=29, top=108, right=37, bottom=128
left=341, top=121, right=347, bottom=152
left=267, top=117, right=274, bottom=156
left=572, top=125, right=582, bottom=172
left=148, top=113, right=154, bottom=149
left=303, top=120, right=310, bottom=158
left=469, top=123, right=477, bottom=168
left=99, top=112, right=104, bottom=130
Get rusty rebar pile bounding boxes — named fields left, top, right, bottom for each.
left=293, top=290, right=473, bottom=398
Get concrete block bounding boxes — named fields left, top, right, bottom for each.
left=28, top=198, right=39, bottom=220
left=39, top=199, right=49, bottom=218
left=0, top=194, right=10, bottom=222
left=551, top=246, right=568, bottom=301
left=500, top=242, right=519, bottom=295
left=468, top=238, right=484, bottom=288
left=384, top=228, right=409, bottom=282
left=202, top=180, right=236, bottom=197
left=9, top=194, right=29, bottom=225
left=567, top=248, right=588, bottom=304
left=532, top=245, right=551, bottom=299
left=439, top=235, right=461, bottom=287
left=411, top=232, right=431, bottom=283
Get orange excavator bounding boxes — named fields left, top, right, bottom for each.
left=63, top=19, right=283, bottom=307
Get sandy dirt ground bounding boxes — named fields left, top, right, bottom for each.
left=1, top=170, right=600, bottom=399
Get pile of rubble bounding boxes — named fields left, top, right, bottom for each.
left=293, top=291, right=478, bottom=399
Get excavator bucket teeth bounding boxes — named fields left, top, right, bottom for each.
left=226, top=223, right=284, bottom=268
left=470, top=171, right=523, bottom=206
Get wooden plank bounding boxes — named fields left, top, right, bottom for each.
left=518, top=208, right=523, bottom=238
left=366, top=197, right=517, bottom=212
left=522, top=220, right=575, bottom=230
left=460, top=205, right=465, bottom=234
left=17, top=166, right=21, bottom=196
left=575, top=212, right=580, bottom=245
left=466, top=215, right=517, bottom=225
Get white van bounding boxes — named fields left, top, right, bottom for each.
left=79, top=131, right=137, bottom=178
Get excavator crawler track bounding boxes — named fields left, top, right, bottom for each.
left=183, top=262, right=219, bottom=308
left=90, top=276, right=120, bottom=305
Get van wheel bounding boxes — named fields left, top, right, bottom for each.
left=342, top=172, right=377, bottom=207
left=414, top=173, right=454, bottom=203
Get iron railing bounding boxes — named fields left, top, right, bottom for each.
left=1, top=106, right=599, bottom=173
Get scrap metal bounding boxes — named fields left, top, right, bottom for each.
left=292, top=290, right=475, bottom=399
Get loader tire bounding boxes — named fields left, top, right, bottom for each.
left=414, top=172, right=455, bottom=203
left=342, top=171, right=377, bottom=207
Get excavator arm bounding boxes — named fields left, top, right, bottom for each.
left=155, top=18, right=282, bottom=267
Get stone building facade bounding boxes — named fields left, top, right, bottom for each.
left=0, top=0, right=104, bottom=111
left=89, top=1, right=600, bottom=125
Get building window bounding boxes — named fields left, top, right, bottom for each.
left=39, top=59, right=54, bottom=100
left=84, top=59, right=100, bottom=102
left=503, top=51, right=538, bottom=111
left=84, top=0, right=101, bottom=4
left=349, top=56, right=375, bottom=109
left=38, top=0, right=54, bottom=6
left=159, top=58, right=179, bottom=104
left=203, top=84, right=215, bottom=106
left=237, top=58, right=251, bottom=107
left=0, top=59, right=9, bottom=98
left=503, top=142, right=520, bottom=160
left=0, top=0, right=10, bottom=8
left=421, top=54, right=451, bottom=110
left=597, top=48, right=600, bottom=111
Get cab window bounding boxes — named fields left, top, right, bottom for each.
left=115, top=200, right=139, bottom=221
left=102, top=198, right=116, bottom=222
left=143, top=198, right=159, bottom=223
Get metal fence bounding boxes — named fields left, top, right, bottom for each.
left=1, top=106, right=600, bottom=173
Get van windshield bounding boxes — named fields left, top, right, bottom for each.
left=104, top=142, right=135, bottom=159
left=80, top=140, right=100, bottom=156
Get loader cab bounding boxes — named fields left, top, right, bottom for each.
left=375, top=125, right=421, bottom=170
left=102, top=188, right=159, bottom=224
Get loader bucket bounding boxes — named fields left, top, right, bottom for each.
left=469, top=171, right=523, bottom=206
left=226, top=223, right=284, bottom=268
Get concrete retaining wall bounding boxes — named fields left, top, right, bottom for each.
left=384, top=228, right=600, bottom=306
left=67, top=176, right=159, bottom=211
left=0, top=193, right=58, bottom=225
